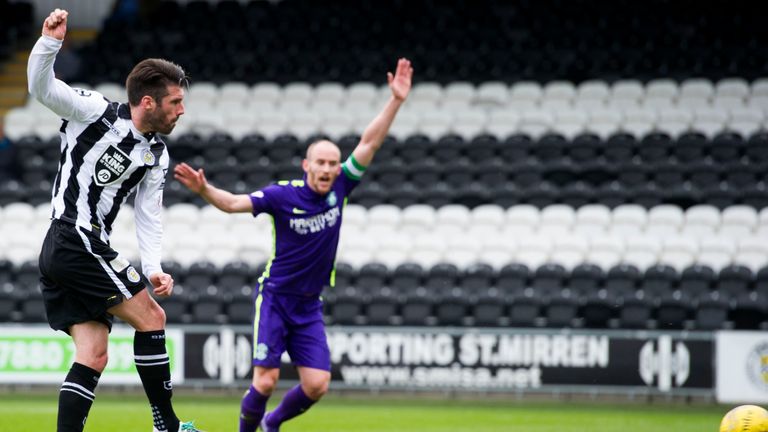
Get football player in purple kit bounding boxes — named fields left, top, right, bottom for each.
left=174, top=58, right=413, bottom=432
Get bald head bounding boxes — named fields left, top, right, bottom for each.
left=305, top=139, right=341, bottom=161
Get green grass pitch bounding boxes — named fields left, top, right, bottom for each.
left=0, top=392, right=725, bottom=431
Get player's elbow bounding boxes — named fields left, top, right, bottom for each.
left=27, top=82, right=42, bottom=100
left=28, top=84, right=49, bottom=105
left=221, top=201, right=238, bottom=213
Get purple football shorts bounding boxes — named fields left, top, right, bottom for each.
left=251, top=288, right=331, bottom=371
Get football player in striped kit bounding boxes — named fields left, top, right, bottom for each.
left=29, top=9, right=202, bottom=432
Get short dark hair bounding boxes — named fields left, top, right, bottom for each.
left=125, top=58, right=188, bottom=106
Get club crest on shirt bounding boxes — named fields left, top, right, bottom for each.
left=141, top=148, right=156, bottom=165
left=326, top=191, right=337, bottom=207
left=94, top=145, right=133, bottom=186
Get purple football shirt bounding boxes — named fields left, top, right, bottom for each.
left=249, top=169, right=359, bottom=297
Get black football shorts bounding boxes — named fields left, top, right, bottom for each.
left=39, top=219, right=146, bottom=332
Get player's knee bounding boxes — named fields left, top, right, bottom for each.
left=151, top=304, right=167, bottom=328
left=302, top=375, right=329, bottom=400
left=254, top=374, right=278, bottom=394
left=138, top=302, right=166, bottom=331
left=80, top=347, right=108, bottom=372
left=92, top=350, right=108, bottom=372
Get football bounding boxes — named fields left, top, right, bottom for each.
left=720, top=405, right=768, bottom=432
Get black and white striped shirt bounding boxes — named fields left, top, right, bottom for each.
left=28, top=35, right=167, bottom=279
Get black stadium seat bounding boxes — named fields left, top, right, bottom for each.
left=471, top=296, right=506, bottom=327
left=531, top=263, right=567, bottom=297
left=544, top=295, right=579, bottom=328
left=497, top=263, right=530, bottom=297
left=507, top=294, right=540, bottom=328
left=640, top=264, right=678, bottom=300
left=617, top=296, right=654, bottom=329
left=356, top=262, right=389, bottom=291
left=569, top=263, right=604, bottom=298
left=655, top=294, right=690, bottom=330
left=226, top=297, right=254, bottom=325
left=693, top=295, right=730, bottom=330
left=679, top=264, right=716, bottom=300
left=366, top=288, right=399, bottom=326
left=716, top=264, right=754, bottom=300
left=580, top=293, right=615, bottom=329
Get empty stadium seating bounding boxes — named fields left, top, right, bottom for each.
left=2, top=0, right=767, bottom=331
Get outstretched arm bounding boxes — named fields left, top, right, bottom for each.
left=27, top=9, right=105, bottom=122
left=174, top=162, right=253, bottom=213
left=351, top=58, right=413, bottom=167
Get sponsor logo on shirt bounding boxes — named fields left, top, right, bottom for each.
left=289, top=206, right=340, bottom=235
left=101, top=118, right=121, bottom=137
left=292, top=207, right=307, bottom=214
left=94, top=145, right=133, bottom=186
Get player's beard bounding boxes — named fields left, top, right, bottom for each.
left=146, top=110, right=178, bottom=135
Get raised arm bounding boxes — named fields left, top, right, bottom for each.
left=27, top=9, right=105, bottom=122
left=351, top=58, right=413, bottom=167
left=174, top=162, right=253, bottom=213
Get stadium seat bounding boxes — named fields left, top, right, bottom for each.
left=716, top=264, right=754, bottom=300
left=569, top=263, right=605, bottom=298
left=183, top=260, right=219, bottom=298
left=604, top=263, right=641, bottom=300
left=218, top=261, right=254, bottom=296
left=530, top=263, right=567, bottom=297
left=434, top=292, right=470, bottom=327
left=617, top=296, right=654, bottom=329
left=543, top=295, right=579, bottom=328
left=729, top=292, right=767, bottom=330
left=655, top=294, right=690, bottom=329
left=640, top=264, right=679, bottom=299
left=425, top=263, right=460, bottom=295
left=356, top=262, right=389, bottom=292
left=470, top=292, right=506, bottom=327
left=507, top=294, right=541, bottom=327
left=460, top=262, right=496, bottom=294
left=679, top=264, right=716, bottom=300
left=158, top=296, right=189, bottom=324
left=19, top=298, right=46, bottom=323
left=693, top=295, right=730, bottom=330
left=13, top=260, right=41, bottom=298
left=365, top=288, right=399, bottom=326
left=329, top=287, right=365, bottom=326
left=226, top=297, right=255, bottom=325
left=756, top=266, right=768, bottom=297
left=580, top=293, right=616, bottom=329
left=0, top=294, right=17, bottom=322
left=399, top=291, right=434, bottom=326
